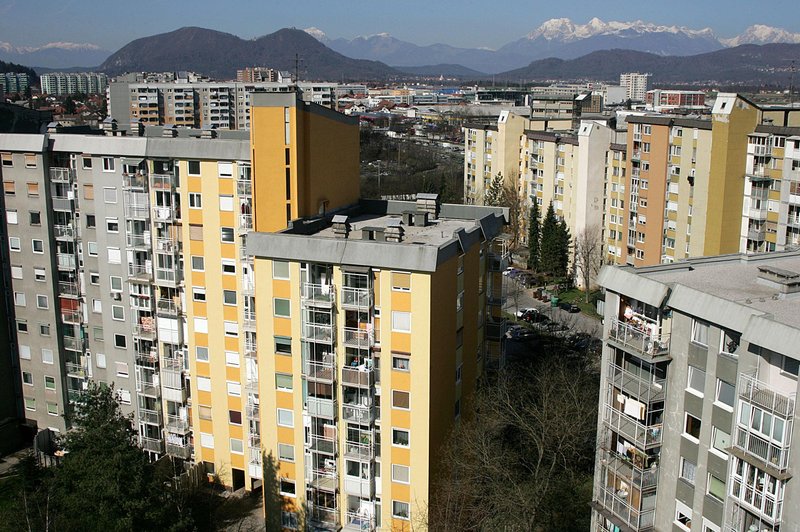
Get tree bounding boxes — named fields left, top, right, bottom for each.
left=573, top=225, right=604, bottom=302
left=50, top=382, right=163, bottom=531
left=483, top=172, right=505, bottom=208
left=484, top=172, right=525, bottom=252
left=539, top=203, right=560, bottom=276
left=557, top=219, right=572, bottom=281
left=527, top=201, right=541, bottom=271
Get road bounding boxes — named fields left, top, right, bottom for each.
left=502, top=278, right=602, bottom=338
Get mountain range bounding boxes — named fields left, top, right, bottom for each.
left=308, top=18, right=800, bottom=74
left=0, top=41, right=110, bottom=69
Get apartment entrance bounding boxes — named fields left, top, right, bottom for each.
left=232, top=468, right=245, bottom=491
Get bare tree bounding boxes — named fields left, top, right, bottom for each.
left=485, top=172, right=526, bottom=255
left=573, top=225, right=604, bottom=302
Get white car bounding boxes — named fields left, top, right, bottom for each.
left=515, top=307, right=536, bottom=319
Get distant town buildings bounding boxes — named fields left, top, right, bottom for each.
left=40, top=72, right=109, bottom=96
left=0, top=72, right=30, bottom=95
left=645, top=89, right=706, bottom=113
left=620, top=72, right=651, bottom=102
left=235, top=67, right=292, bottom=83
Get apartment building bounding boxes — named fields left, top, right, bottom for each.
left=620, top=73, right=650, bottom=102
left=247, top=195, right=507, bottom=530
left=40, top=72, right=109, bottom=96
left=740, top=126, right=800, bottom=253
left=593, top=250, right=800, bottom=532
left=645, top=90, right=707, bottom=113
left=108, top=80, right=338, bottom=130
left=0, top=72, right=29, bottom=95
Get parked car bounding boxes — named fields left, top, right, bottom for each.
left=560, top=302, right=580, bottom=313
left=516, top=307, right=536, bottom=319
left=524, top=311, right=550, bottom=324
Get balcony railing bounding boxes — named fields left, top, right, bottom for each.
left=236, top=180, right=252, bottom=196
left=302, top=323, right=334, bottom=344
left=140, top=437, right=165, bottom=453
left=602, top=449, right=659, bottom=491
left=344, top=511, right=375, bottom=531
left=166, top=415, right=190, bottom=434
left=156, top=298, right=180, bottom=316
left=133, top=322, right=157, bottom=339
left=594, top=484, right=655, bottom=531
left=58, top=281, right=79, bottom=298
left=344, top=475, right=375, bottom=498
left=607, top=363, right=666, bottom=404
left=65, top=362, right=86, bottom=378
left=155, top=268, right=180, bottom=286
left=123, top=173, right=148, bottom=189
left=165, top=442, right=192, bottom=459
left=49, top=167, right=75, bottom=183
left=341, top=366, right=374, bottom=388
left=343, top=328, right=373, bottom=350
left=244, top=338, right=257, bottom=358
left=303, top=358, right=335, bottom=383
left=125, top=204, right=150, bottom=219
left=152, top=206, right=176, bottom=222
left=341, top=287, right=371, bottom=309
left=302, top=283, right=336, bottom=307
left=127, top=233, right=151, bottom=249
left=57, top=253, right=77, bottom=270
left=139, top=408, right=162, bottom=425
left=739, top=373, right=796, bottom=419
left=63, top=336, right=84, bottom=352
left=151, top=173, right=175, bottom=190
left=734, top=426, right=791, bottom=471
left=138, top=381, right=160, bottom=397
left=749, top=207, right=768, bottom=220
left=307, top=434, right=337, bottom=455
left=306, top=466, right=338, bottom=492
left=61, top=309, right=82, bottom=324
left=747, top=228, right=766, bottom=241
left=342, top=403, right=376, bottom=424
left=128, top=263, right=152, bottom=279
left=306, top=397, right=336, bottom=419
left=53, top=224, right=75, bottom=240
left=607, top=318, right=670, bottom=359
left=344, top=438, right=374, bottom=461
left=603, top=404, right=663, bottom=449
left=238, top=214, right=253, bottom=232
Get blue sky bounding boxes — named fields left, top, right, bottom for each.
left=1, top=0, right=799, bottom=49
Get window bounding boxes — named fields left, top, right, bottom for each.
left=675, top=500, right=692, bottom=531
left=679, top=456, right=696, bottom=483
left=32, top=239, right=44, bottom=254
left=781, top=355, right=799, bottom=377
left=189, top=225, right=203, bottom=241
left=225, top=351, right=239, bottom=367
left=194, top=317, right=208, bottom=334
left=391, top=272, right=411, bottom=291
left=94, top=327, right=104, bottom=341
left=42, top=349, right=54, bottom=364
left=6, top=210, right=17, bottom=224
left=87, top=241, right=99, bottom=256
left=3, top=181, right=14, bottom=196
left=392, top=390, right=410, bottom=409
left=24, top=397, right=35, bottom=411
left=275, top=373, right=293, bottom=391
left=22, top=372, right=33, bottom=385
left=392, top=355, right=410, bottom=371
left=35, top=268, right=46, bottom=282
left=687, top=365, right=705, bottom=396
left=219, top=195, right=233, bottom=211
left=82, top=156, right=92, bottom=169
left=278, top=443, right=295, bottom=462
left=191, top=256, right=204, bottom=271
left=218, top=162, right=233, bottom=177
left=456, top=363, right=463, bottom=383
left=84, top=184, right=94, bottom=200
left=230, top=438, right=244, bottom=455
left=392, top=464, right=410, bottom=484
left=392, top=311, right=411, bottom=332
left=86, top=214, right=96, bottom=228
left=222, top=260, right=236, bottom=274
left=116, top=362, right=129, bottom=378
left=273, top=260, right=290, bottom=279
left=91, top=299, right=102, bottom=313
left=24, top=154, right=36, bottom=168
left=196, top=346, right=209, bottom=362
left=112, top=305, right=124, bottom=321
left=29, top=211, right=41, bottom=225
left=106, top=218, right=119, bottom=233
left=223, top=290, right=237, bottom=305
left=19, top=345, right=31, bottom=359
left=103, top=187, right=117, bottom=203
left=279, top=479, right=295, bottom=497
left=11, top=265, right=22, bottom=279
left=188, top=160, right=201, bottom=176
left=692, top=319, right=709, bottom=346
left=114, top=334, right=127, bottom=349
left=702, top=518, right=722, bottom=532
left=102, top=157, right=115, bottom=172
left=707, top=473, right=725, bottom=501
left=95, top=353, right=106, bottom=368
left=277, top=408, right=294, bottom=427
left=392, top=428, right=410, bottom=447
left=17, top=320, right=28, bottom=333
left=42, top=375, right=57, bottom=391
left=715, top=379, right=735, bottom=409
left=224, top=321, right=238, bottom=337
left=188, top=193, right=202, bottom=208
left=200, top=433, right=214, bottom=449
left=221, top=227, right=234, bottom=242
left=47, top=402, right=58, bottom=416
left=274, top=298, right=291, bottom=317
left=275, top=336, right=292, bottom=355
left=226, top=381, right=241, bottom=396
left=13, top=292, right=25, bottom=306
left=685, top=412, right=701, bottom=441
left=110, top=276, right=122, bottom=291
left=9, top=237, right=20, bottom=252
left=107, top=246, right=120, bottom=263
left=711, top=426, right=730, bottom=456
left=281, top=512, right=298, bottom=530
left=197, top=377, right=211, bottom=392
left=392, top=500, right=410, bottom=520
left=229, top=410, right=242, bottom=425
left=36, top=295, right=48, bottom=309
left=193, top=287, right=207, bottom=302
left=1, top=153, right=12, bottom=167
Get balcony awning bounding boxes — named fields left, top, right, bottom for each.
left=742, top=315, right=800, bottom=358
left=747, top=174, right=772, bottom=182
left=598, top=266, right=669, bottom=308
left=121, top=157, right=145, bottom=166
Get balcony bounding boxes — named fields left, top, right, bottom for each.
left=750, top=145, right=772, bottom=157
left=138, top=381, right=160, bottom=398
left=630, top=150, right=642, bottom=161
left=122, top=173, right=148, bottom=189
left=58, top=281, right=79, bottom=298
left=740, top=373, right=796, bottom=419
left=341, top=366, right=374, bottom=388
left=50, top=167, right=75, bottom=183
left=238, top=214, right=253, bottom=233
left=345, top=434, right=374, bottom=461
left=61, top=309, right=82, bottom=325
left=303, top=323, right=334, bottom=344
left=133, top=322, right=157, bottom=340
left=341, top=287, right=371, bottom=309
left=308, top=505, right=338, bottom=528
left=601, top=448, right=659, bottom=492
left=342, top=403, right=376, bottom=424
left=155, top=267, right=180, bottom=287
left=734, top=426, right=791, bottom=472
left=237, top=180, right=252, bottom=197
left=53, top=224, right=75, bottom=240
left=607, top=318, right=670, bottom=360
left=62, top=336, right=84, bottom=352
left=303, top=358, right=335, bottom=383
left=748, top=207, right=768, bottom=221
left=344, top=475, right=374, bottom=498
left=135, top=348, right=158, bottom=366
left=747, top=227, right=766, bottom=241
left=141, top=437, right=165, bottom=453
left=307, top=434, right=337, bottom=455
left=306, top=397, right=336, bottom=419
left=607, top=363, right=666, bottom=404
left=244, top=337, right=257, bottom=359
left=165, top=441, right=192, bottom=459
left=57, top=253, right=77, bottom=270
left=156, top=298, right=180, bottom=317
left=603, top=404, right=662, bottom=449
left=125, top=203, right=150, bottom=219
left=306, top=466, right=338, bottom=492
left=126, top=233, right=151, bottom=249
left=139, top=408, right=162, bottom=425
left=166, top=415, right=190, bottom=435
left=66, top=362, right=86, bottom=378
left=151, top=173, right=175, bottom=191
left=343, top=327, right=373, bottom=350
left=593, top=484, right=654, bottom=531
left=128, top=263, right=152, bottom=280
left=302, top=283, right=336, bottom=307
left=155, top=237, right=178, bottom=254
left=152, top=205, right=176, bottom=222
left=344, top=511, right=375, bottom=532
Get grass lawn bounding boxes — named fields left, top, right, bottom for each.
left=554, top=288, right=602, bottom=318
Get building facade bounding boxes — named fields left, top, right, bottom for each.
left=592, top=250, right=800, bottom=532
left=0, top=73, right=30, bottom=95
left=620, top=73, right=650, bottom=102
left=40, top=73, right=109, bottom=96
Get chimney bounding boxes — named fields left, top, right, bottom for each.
left=414, top=211, right=429, bottom=227
left=416, top=193, right=440, bottom=220
left=101, top=117, right=118, bottom=136
left=46, top=121, right=60, bottom=134
left=130, top=119, right=144, bottom=137
left=384, top=219, right=404, bottom=243
left=201, top=125, right=217, bottom=139
left=402, top=211, right=415, bottom=226
left=331, top=215, right=350, bottom=239
left=162, top=124, right=178, bottom=138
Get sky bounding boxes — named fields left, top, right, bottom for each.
left=1, top=0, right=799, bottom=50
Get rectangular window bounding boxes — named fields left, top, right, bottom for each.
left=222, top=260, right=236, bottom=274
left=191, top=256, right=204, bottom=271
left=13, top=292, right=25, bottom=307
left=36, top=295, right=49, bottom=309
left=275, top=336, right=292, bottom=355
left=219, top=195, right=234, bottom=211
left=225, top=351, right=239, bottom=367
left=392, top=464, right=410, bottom=484
left=22, top=372, right=33, bottom=385
left=102, top=157, right=115, bottom=172
left=684, top=412, right=701, bottom=441
left=218, top=162, right=233, bottom=177
left=200, top=433, right=214, bottom=449
left=112, top=306, right=124, bottom=320
left=392, top=355, right=410, bottom=371
left=392, top=501, right=410, bottom=520
left=103, top=187, right=117, bottom=203
left=6, top=210, right=17, bottom=224
left=392, top=428, right=410, bottom=447
left=197, top=377, right=211, bottom=392
left=114, top=334, right=127, bottom=349
left=192, top=287, right=207, bottom=302
left=84, top=184, right=94, bottom=200
left=275, top=373, right=293, bottom=391
left=19, top=345, right=31, bottom=359
left=9, top=237, right=20, bottom=251
left=226, top=381, right=241, bottom=396
left=707, top=473, right=725, bottom=501
left=46, top=402, right=58, bottom=416
left=188, top=160, right=201, bottom=176
left=687, top=365, right=705, bottom=396
left=392, top=390, right=410, bottom=410
left=110, top=276, right=122, bottom=291
left=277, top=408, right=294, bottom=427
left=692, top=319, right=709, bottom=346
left=29, top=211, right=41, bottom=225
left=223, top=290, right=237, bottom=305
left=92, top=299, right=102, bottom=313
left=44, top=375, right=56, bottom=391
left=32, top=239, right=44, bottom=254
left=82, top=156, right=92, bottom=169
left=194, top=317, right=208, bottom=334
left=230, top=438, right=244, bottom=455
left=224, top=321, right=238, bottom=337
left=39, top=323, right=49, bottom=336
left=106, top=218, right=119, bottom=233
left=17, top=320, right=28, bottom=333
left=24, top=397, right=35, bottom=411
left=116, top=362, right=129, bottom=378
left=1, top=153, right=12, bottom=167
left=42, top=349, right=54, bottom=364
left=279, top=479, right=295, bottom=497
left=391, top=272, right=411, bottom=291
left=188, top=193, right=202, bottom=209
left=274, top=298, right=291, bottom=318
left=278, top=443, right=295, bottom=462
left=95, top=353, right=106, bottom=368
left=715, top=379, right=735, bottom=409
left=87, top=241, right=99, bottom=256
left=229, top=410, right=242, bottom=425
left=679, top=457, right=696, bottom=483
left=392, top=311, right=411, bottom=332
left=675, top=500, right=692, bottom=531
left=107, top=246, right=120, bottom=263
left=272, top=260, right=290, bottom=279
left=189, top=225, right=203, bottom=241
left=24, top=154, right=36, bottom=168
left=196, top=346, right=209, bottom=362
left=11, top=265, right=22, bottom=279
left=221, top=227, right=234, bottom=242
left=86, top=214, right=95, bottom=228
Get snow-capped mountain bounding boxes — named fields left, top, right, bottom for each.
left=721, top=24, right=800, bottom=47
left=0, top=41, right=111, bottom=68
left=524, top=17, right=717, bottom=42
left=302, top=27, right=329, bottom=44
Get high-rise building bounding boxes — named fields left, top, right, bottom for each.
left=0, top=73, right=30, bottom=96
left=620, top=73, right=650, bottom=102
left=40, top=73, right=109, bottom=96
left=592, top=250, right=800, bottom=532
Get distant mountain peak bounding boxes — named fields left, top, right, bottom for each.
left=303, top=27, right=328, bottom=42
left=721, top=24, right=800, bottom=47
left=525, top=17, right=717, bottom=42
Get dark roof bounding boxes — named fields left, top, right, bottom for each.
left=626, top=115, right=711, bottom=130
left=610, top=143, right=627, bottom=152
left=524, top=129, right=579, bottom=145
left=463, top=122, right=498, bottom=131
left=754, top=124, right=800, bottom=137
